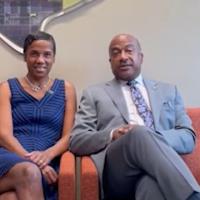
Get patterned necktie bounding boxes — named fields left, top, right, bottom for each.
left=127, top=80, right=154, bottom=129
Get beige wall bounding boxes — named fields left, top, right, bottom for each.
left=0, top=0, right=199, bottom=106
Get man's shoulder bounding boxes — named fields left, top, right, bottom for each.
left=83, top=82, right=105, bottom=92
left=80, top=79, right=119, bottom=101
left=84, top=79, right=115, bottom=91
left=144, top=78, right=176, bottom=89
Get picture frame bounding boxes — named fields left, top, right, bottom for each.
left=0, top=0, right=96, bottom=54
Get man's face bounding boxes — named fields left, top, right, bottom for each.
left=109, top=35, right=143, bottom=81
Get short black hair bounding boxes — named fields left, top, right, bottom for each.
left=23, top=31, right=56, bottom=55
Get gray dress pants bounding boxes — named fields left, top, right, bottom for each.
left=103, top=126, right=198, bottom=200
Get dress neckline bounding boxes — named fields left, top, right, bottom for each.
left=14, top=78, right=57, bottom=102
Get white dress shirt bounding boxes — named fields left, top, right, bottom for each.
left=120, top=75, right=152, bottom=125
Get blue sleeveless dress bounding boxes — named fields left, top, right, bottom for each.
left=0, top=78, right=66, bottom=200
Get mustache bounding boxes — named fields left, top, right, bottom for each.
left=119, top=61, right=133, bottom=66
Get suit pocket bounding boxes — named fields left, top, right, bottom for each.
left=159, top=100, right=175, bottom=128
left=163, top=100, right=174, bottom=110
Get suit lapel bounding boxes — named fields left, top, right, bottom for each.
left=144, top=79, right=163, bottom=129
left=104, top=79, right=129, bottom=123
left=103, top=78, right=165, bottom=127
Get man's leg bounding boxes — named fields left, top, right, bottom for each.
left=103, top=126, right=200, bottom=200
left=135, top=175, right=165, bottom=200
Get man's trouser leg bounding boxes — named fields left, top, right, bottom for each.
left=103, top=126, right=199, bottom=200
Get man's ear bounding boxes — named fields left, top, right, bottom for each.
left=140, top=53, right=144, bottom=64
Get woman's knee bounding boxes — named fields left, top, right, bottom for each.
left=0, top=162, right=41, bottom=193
left=11, top=162, right=42, bottom=185
left=0, top=191, right=17, bottom=200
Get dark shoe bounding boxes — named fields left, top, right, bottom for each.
left=187, top=192, right=200, bottom=200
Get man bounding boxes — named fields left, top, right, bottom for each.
left=69, top=33, right=200, bottom=200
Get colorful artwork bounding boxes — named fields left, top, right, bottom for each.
left=0, top=0, right=97, bottom=54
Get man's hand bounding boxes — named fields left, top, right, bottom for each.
left=112, top=124, right=135, bottom=141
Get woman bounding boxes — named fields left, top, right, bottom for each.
left=0, top=31, right=76, bottom=200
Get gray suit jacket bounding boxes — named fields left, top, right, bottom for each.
left=69, top=78, right=196, bottom=196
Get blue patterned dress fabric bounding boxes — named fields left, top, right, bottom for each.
left=127, top=80, right=154, bottom=129
left=0, top=78, right=66, bottom=200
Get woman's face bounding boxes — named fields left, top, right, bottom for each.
left=24, top=39, right=55, bottom=79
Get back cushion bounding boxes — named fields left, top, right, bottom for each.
left=181, top=108, right=200, bottom=183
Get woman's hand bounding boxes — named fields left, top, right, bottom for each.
left=41, top=165, right=58, bottom=184
left=25, top=150, right=53, bottom=169
left=25, top=151, right=58, bottom=184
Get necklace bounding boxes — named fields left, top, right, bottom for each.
left=25, top=76, right=51, bottom=92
